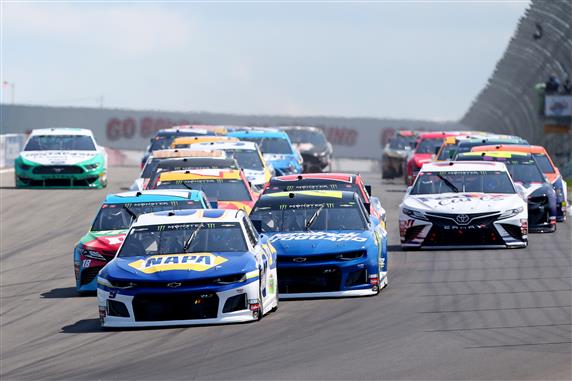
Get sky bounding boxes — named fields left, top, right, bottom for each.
left=1, top=1, right=530, bottom=121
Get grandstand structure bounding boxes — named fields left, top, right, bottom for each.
left=462, top=0, right=572, bottom=174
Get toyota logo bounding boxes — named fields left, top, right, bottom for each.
left=53, top=168, right=63, bottom=173
left=293, top=257, right=307, bottom=263
left=166, top=282, right=182, bottom=288
left=455, top=214, right=470, bottom=224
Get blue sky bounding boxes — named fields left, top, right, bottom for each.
left=1, top=1, right=529, bottom=121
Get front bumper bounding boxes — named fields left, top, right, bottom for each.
left=399, top=213, right=528, bottom=249
left=98, top=281, right=261, bottom=328
left=277, top=257, right=385, bottom=299
left=16, top=166, right=107, bottom=188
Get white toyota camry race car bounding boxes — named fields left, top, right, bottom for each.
left=399, top=161, right=528, bottom=249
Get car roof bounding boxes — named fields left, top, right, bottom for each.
left=171, top=136, right=239, bottom=145
left=259, top=190, right=357, bottom=203
left=104, top=190, right=205, bottom=204
left=30, top=128, right=93, bottom=137
left=156, top=157, right=238, bottom=168
left=187, top=141, right=259, bottom=151
left=158, top=168, right=243, bottom=181
left=229, top=129, right=289, bottom=139
left=421, top=161, right=509, bottom=172
left=458, top=151, right=532, bottom=159
left=155, top=128, right=210, bottom=136
left=459, top=136, right=527, bottom=145
left=471, top=144, right=547, bottom=154
left=278, top=126, right=322, bottom=133
left=271, top=173, right=356, bottom=184
left=134, top=209, right=246, bottom=227
left=151, top=149, right=226, bottom=159
left=418, top=131, right=459, bottom=139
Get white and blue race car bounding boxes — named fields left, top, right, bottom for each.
left=97, top=209, right=278, bottom=328
left=250, top=190, right=388, bottom=299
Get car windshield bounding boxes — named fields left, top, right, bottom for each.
left=285, top=129, right=327, bottom=147
left=533, top=154, right=555, bottom=174
left=265, top=181, right=365, bottom=202
left=156, top=179, right=251, bottom=201
left=389, top=135, right=415, bottom=150
left=415, top=138, right=444, bottom=154
left=411, top=171, right=515, bottom=194
left=437, top=144, right=458, bottom=160
left=149, top=136, right=176, bottom=151
left=456, top=140, right=523, bottom=156
left=455, top=155, right=545, bottom=184
left=118, top=222, right=247, bottom=257
left=250, top=199, right=367, bottom=232
left=243, top=137, right=293, bottom=154
left=91, top=201, right=202, bottom=231
left=231, top=150, right=264, bottom=170
left=24, top=135, right=96, bottom=151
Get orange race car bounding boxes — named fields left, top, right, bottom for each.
left=471, top=144, right=567, bottom=222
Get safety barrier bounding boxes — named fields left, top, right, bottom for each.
left=0, top=134, right=26, bottom=168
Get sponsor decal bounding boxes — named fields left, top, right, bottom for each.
left=417, top=193, right=507, bottom=206
left=269, top=232, right=368, bottom=243
left=128, top=253, right=228, bottom=274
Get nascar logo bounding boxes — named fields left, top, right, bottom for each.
left=128, top=253, right=227, bottom=274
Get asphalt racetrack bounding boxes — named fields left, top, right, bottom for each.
left=1, top=166, right=571, bottom=380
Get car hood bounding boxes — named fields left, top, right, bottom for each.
left=384, top=148, right=409, bottom=158
left=402, top=193, right=521, bottom=214
left=20, top=150, right=100, bottom=165
left=243, top=169, right=268, bottom=185
left=294, top=143, right=330, bottom=156
left=217, top=201, right=254, bottom=214
left=263, top=154, right=296, bottom=167
left=412, top=154, right=433, bottom=167
left=105, top=251, right=257, bottom=281
left=267, top=230, right=371, bottom=256
left=79, top=230, right=128, bottom=252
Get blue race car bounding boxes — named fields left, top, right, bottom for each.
left=97, top=209, right=278, bottom=328
left=250, top=190, right=388, bottom=298
left=74, top=190, right=212, bottom=294
left=228, top=128, right=303, bottom=175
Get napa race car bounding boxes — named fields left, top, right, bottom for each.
left=250, top=190, right=388, bottom=298
left=456, top=151, right=557, bottom=233
left=228, top=129, right=303, bottom=176
left=15, top=128, right=108, bottom=188
left=399, top=162, right=528, bottom=249
left=74, top=190, right=211, bottom=293
left=97, top=209, right=278, bottom=328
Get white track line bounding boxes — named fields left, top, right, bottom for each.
left=0, top=168, right=15, bottom=174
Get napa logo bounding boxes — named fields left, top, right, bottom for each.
left=128, top=253, right=228, bottom=274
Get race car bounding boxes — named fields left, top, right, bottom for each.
left=404, top=131, right=460, bottom=186
left=170, top=136, right=239, bottom=149
left=186, top=141, right=273, bottom=191
left=228, top=129, right=303, bottom=175
left=399, top=161, right=528, bottom=249
left=74, top=190, right=212, bottom=294
left=97, top=209, right=278, bottom=328
left=453, top=135, right=529, bottom=158
left=140, top=127, right=214, bottom=168
left=262, top=173, right=386, bottom=226
left=381, top=130, right=417, bottom=179
left=279, top=126, right=333, bottom=173
left=250, top=190, right=388, bottom=298
left=456, top=151, right=557, bottom=233
left=153, top=168, right=258, bottom=213
left=131, top=149, right=230, bottom=191
left=471, top=144, right=567, bottom=222
left=15, top=128, right=108, bottom=188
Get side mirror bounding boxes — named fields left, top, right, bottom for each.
left=252, top=220, right=263, bottom=233
left=365, top=185, right=372, bottom=196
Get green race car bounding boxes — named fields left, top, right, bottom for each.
left=15, top=128, right=108, bottom=188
